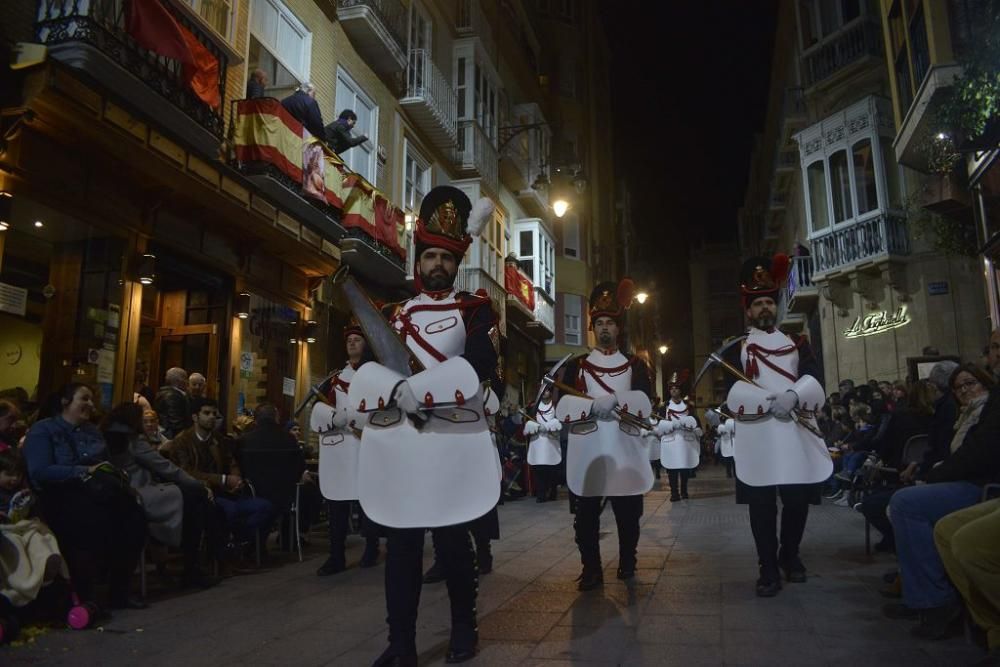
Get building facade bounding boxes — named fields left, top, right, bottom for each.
left=688, top=241, right=742, bottom=408
left=0, top=0, right=615, bottom=423
left=738, top=0, right=987, bottom=393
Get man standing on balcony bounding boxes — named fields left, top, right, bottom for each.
left=280, top=82, right=325, bottom=140
left=554, top=280, right=654, bottom=590
left=722, top=256, right=832, bottom=597
left=325, top=109, right=368, bottom=156
left=348, top=185, right=499, bottom=666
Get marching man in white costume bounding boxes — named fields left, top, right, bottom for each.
left=722, top=255, right=832, bottom=598
left=310, top=321, right=382, bottom=575
left=715, top=411, right=736, bottom=478
left=348, top=185, right=500, bottom=666
left=524, top=386, right=562, bottom=502
left=653, top=371, right=702, bottom=502
left=555, top=279, right=654, bottom=590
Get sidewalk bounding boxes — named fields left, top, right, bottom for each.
left=8, top=466, right=984, bottom=666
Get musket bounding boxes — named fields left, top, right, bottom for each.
left=694, top=338, right=823, bottom=438
left=538, top=358, right=652, bottom=432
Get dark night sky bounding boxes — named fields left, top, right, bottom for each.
left=600, top=0, right=778, bottom=371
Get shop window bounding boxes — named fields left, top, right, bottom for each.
left=830, top=150, right=854, bottom=223
left=852, top=139, right=878, bottom=215
left=807, top=160, right=830, bottom=233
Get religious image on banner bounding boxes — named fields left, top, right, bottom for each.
left=302, top=141, right=326, bottom=202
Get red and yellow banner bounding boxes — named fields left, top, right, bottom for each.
left=505, top=265, right=535, bottom=310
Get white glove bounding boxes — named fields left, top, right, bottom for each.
left=544, top=421, right=562, bottom=434
left=693, top=427, right=704, bottom=439
left=523, top=420, right=541, bottom=436
left=392, top=381, right=420, bottom=414
left=680, top=416, right=697, bottom=430
left=332, top=409, right=350, bottom=429
left=653, top=419, right=675, bottom=437
left=591, top=394, right=618, bottom=420
left=769, top=390, right=799, bottom=420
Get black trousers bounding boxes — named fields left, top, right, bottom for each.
left=666, top=469, right=691, bottom=497
left=533, top=465, right=559, bottom=500
left=573, top=494, right=643, bottom=571
left=179, top=485, right=222, bottom=572
left=40, top=483, right=147, bottom=606
left=385, top=525, right=477, bottom=655
left=747, top=486, right=810, bottom=574
left=327, top=500, right=378, bottom=565
left=858, top=487, right=896, bottom=544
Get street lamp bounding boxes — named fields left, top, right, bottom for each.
left=552, top=199, right=569, bottom=218
left=658, top=345, right=668, bottom=355
left=635, top=291, right=649, bottom=304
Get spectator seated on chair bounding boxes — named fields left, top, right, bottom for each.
left=884, top=364, right=1000, bottom=640
left=22, top=383, right=148, bottom=611
left=139, top=409, right=171, bottom=455
left=103, top=403, right=220, bottom=590
left=169, top=398, right=275, bottom=563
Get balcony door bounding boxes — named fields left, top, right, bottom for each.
left=335, top=68, right=378, bottom=183
left=407, top=2, right=431, bottom=91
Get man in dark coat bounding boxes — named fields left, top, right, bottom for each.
left=154, top=367, right=191, bottom=438
left=246, top=68, right=268, bottom=99
left=280, top=83, right=325, bottom=139
left=325, top=109, right=368, bottom=155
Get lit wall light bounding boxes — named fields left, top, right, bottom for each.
left=304, top=320, right=318, bottom=344
left=658, top=345, right=668, bottom=355
left=137, top=253, right=156, bottom=285
left=33, top=220, right=43, bottom=228
left=635, top=292, right=649, bottom=304
left=289, top=337, right=299, bottom=345
left=552, top=199, right=569, bottom=218
left=235, top=292, right=251, bottom=319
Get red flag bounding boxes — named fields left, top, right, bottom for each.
left=126, top=0, right=193, bottom=65
left=179, top=25, right=221, bottom=109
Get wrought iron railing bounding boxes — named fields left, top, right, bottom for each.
left=36, top=0, right=228, bottom=140
left=337, top=0, right=407, bottom=52
left=404, top=48, right=457, bottom=139
left=786, top=255, right=815, bottom=303
left=811, top=213, right=909, bottom=274
left=533, top=289, right=555, bottom=333
left=457, top=120, right=498, bottom=195
left=802, top=17, right=882, bottom=88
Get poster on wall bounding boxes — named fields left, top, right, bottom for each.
left=283, top=377, right=296, bottom=397
left=0, top=282, right=27, bottom=317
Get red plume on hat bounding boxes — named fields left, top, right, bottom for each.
left=589, top=277, right=636, bottom=325
left=617, top=278, right=635, bottom=312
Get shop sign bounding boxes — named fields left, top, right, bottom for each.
left=927, top=281, right=949, bottom=295
left=843, top=306, right=911, bottom=339
left=0, top=282, right=27, bottom=316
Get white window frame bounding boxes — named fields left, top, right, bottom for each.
left=408, top=1, right=432, bottom=52
left=185, top=0, right=235, bottom=41
left=797, top=96, right=897, bottom=239
left=514, top=218, right=556, bottom=299
left=564, top=294, right=582, bottom=346
left=334, top=67, right=379, bottom=183
left=250, top=0, right=311, bottom=84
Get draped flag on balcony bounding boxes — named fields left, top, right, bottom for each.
left=504, top=265, right=535, bottom=310
left=342, top=175, right=406, bottom=261
left=127, top=0, right=219, bottom=108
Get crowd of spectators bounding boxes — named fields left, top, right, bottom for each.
left=815, top=330, right=1000, bottom=663
left=0, top=366, right=321, bottom=641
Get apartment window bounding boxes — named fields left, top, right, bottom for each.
left=563, top=214, right=580, bottom=258
left=852, top=139, right=877, bottom=215
left=519, top=230, right=533, bottom=277
left=455, top=45, right=500, bottom=143
left=807, top=161, right=830, bottom=232
left=479, top=205, right=505, bottom=285
left=456, top=57, right=467, bottom=117
left=515, top=221, right=556, bottom=298
left=408, top=2, right=431, bottom=51
left=403, top=140, right=431, bottom=213
left=564, top=295, right=582, bottom=346
left=829, top=150, right=853, bottom=223
left=335, top=68, right=378, bottom=182
left=250, top=0, right=310, bottom=85
left=187, top=0, right=233, bottom=40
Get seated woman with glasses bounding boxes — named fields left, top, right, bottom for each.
left=883, top=363, right=1000, bottom=640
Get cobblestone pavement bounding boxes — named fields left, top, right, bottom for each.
left=7, top=466, right=986, bottom=666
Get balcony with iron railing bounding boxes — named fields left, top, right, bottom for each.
left=401, top=48, right=458, bottom=147
left=35, top=0, right=230, bottom=156
left=802, top=17, right=883, bottom=89
left=811, top=212, right=910, bottom=277
left=784, top=254, right=818, bottom=313
left=337, top=0, right=408, bottom=74
left=456, top=120, right=499, bottom=196
left=456, top=0, right=496, bottom=63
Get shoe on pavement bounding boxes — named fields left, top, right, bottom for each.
left=577, top=568, right=604, bottom=591
left=317, top=557, right=346, bottom=577
left=755, top=576, right=782, bottom=598
left=882, top=602, right=920, bottom=619
left=911, top=601, right=964, bottom=640
left=371, top=646, right=417, bottom=667
left=779, top=555, right=807, bottom=583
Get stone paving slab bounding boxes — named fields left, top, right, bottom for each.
left=5, top=467, right=986, bottom=666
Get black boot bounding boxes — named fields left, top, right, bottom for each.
left=911, top=600, right=964, bottom=640
left=755, top=566, right=782, bottom=597
left=360, top=540, right=380, bottom=568
left=317, top=556, right=346, bottom=576
left=445, top=623, right=478, bottom=663
left=577, top=566, right=604, bottom=591
left=779, top=553, right=807, bottom=583
left=371, top=645, right=417, bottom=667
